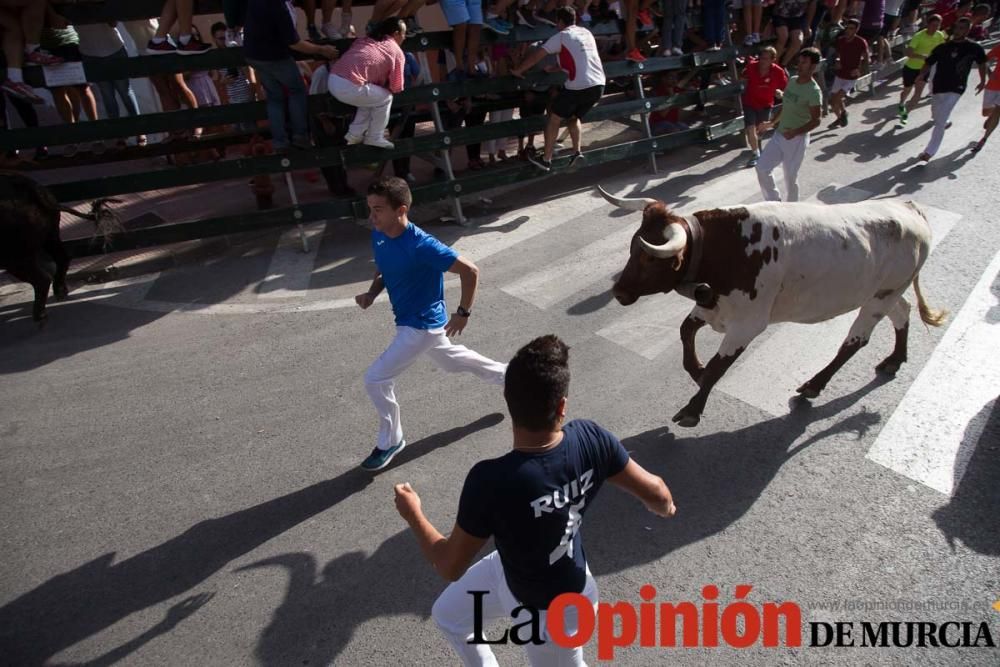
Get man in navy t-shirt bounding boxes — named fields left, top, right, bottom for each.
left=355, top=177, right=507, bottom=471
left=394, top=335, right=677, bottom=664
left=243, top=0, right=338, bottom=151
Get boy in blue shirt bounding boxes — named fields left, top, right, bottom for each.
left=355, top=177, right=507, bottom=471
left=394, top=335, right=677, bottom=664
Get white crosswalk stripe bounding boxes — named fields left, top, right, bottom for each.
left=257, top=222, right=328, bottom=299
left=866, top=247, right=1000, bottom=495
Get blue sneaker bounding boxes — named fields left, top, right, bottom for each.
left=496, top=17, right=514, bottom=31
left=361, top=440, right=407, bottom=471
left=484, top=16, right=511, bottom=35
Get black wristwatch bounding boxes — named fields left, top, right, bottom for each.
left=456, top=305, right=471, bottom=318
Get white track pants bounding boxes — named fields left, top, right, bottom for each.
left=432, top=550, right=599, bottom=666
left=923, top=92, right=961, bottom=157
left=328, top=73, right=393, bottom=140
left=364, top=326, right=506, bottom=450
left=756, top=131, right=809, bottom=202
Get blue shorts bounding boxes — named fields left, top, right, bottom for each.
left=440, top=0, right=483, bottom=26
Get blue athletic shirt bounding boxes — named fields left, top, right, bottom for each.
left=373, top=223, right=459, bottom=330
left=457, top=419, right=630, bottom=609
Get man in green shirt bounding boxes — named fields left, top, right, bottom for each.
left=755, top=47, right=822, bottom=202
left=898, top=13, right=945, bottom=124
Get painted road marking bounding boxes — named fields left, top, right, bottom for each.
left=866, top=247, right=1000, bottom=495
left=257, top=222, right=328, bottom=299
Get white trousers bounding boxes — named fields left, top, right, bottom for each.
left=365, top=326, right=507, bottom=450
left=432, top=550, right=599, bottom=667
left=923, top=92, right=961, bottom=157
left=483, top=108, right=515, bottom=154
left=756, top=131, right=809, bottom=202
left=328, top=73, right=393, bottom=140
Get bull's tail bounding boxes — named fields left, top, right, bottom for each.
left=60, top=198, right=123, bottom=248
left=913, top=273, right=947, bottom=327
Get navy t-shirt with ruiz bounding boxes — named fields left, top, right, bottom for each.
left=373, top=223, right=458, bottom=330
left=457, top=419, right=630, bottom=609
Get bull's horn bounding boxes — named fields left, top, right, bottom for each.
left=638, top=223, right=686, bottom=258
left=596, top=185, right=657, bottom=212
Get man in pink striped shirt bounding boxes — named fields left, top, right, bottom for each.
left=328, top=18, right=407, bottom=148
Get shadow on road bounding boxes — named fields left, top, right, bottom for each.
left=932, top=398, right=1000, bottom=557
left=0, top=294, right=168, bottom=374
left=586, top=378, right=887, bottom=576
left=0, top=413, right=503, bottom=666
left=229, top=380, right=886, bottom=665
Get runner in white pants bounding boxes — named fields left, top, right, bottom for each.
left=355, top=177, right=507, bottom=471
left=755, top=47, right=822, bottom=202
left=916, top=17, right=987, bottom=161
left=394, top=335, right=677, bottom=666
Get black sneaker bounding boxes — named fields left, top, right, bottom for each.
left=177, top=37, right=212, bottom=55
left=568, top=151, right=585, bottom=167
left=839, top=110, right=848, bottom=128
left=527, top=153, right=552, bottom=171
left=361, top=440, right=407, bottom=471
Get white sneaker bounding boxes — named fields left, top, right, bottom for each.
left=672, top=47, right=683, bottom=55
left=345, top=133, right=364, bottom=145
left=752, top=32, right=760, bottom=44
left=364, top=136, right=395, bottom=149
left=743, top=34, right=754, bottom=46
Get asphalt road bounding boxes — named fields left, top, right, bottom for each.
left=2, top=78, right=999, bottom=667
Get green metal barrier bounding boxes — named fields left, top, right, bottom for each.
left=62, top=117, right=744, bottom=258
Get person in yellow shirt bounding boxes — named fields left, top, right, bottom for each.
left=898, top=13, right=946, bottom=124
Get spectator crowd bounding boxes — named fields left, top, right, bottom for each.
left=1, top=0, right=998, bottom=194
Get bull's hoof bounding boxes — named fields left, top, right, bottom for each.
left=53, top=284, right=69, bottom=300
left=671, top=408, right=701, bottom=428
left=876, top=358, right=903, bottom=375
left=33, top=312, right=48, bottom=328
left=796, top=382, right=822, bottom=399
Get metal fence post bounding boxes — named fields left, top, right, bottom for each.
left=281, top=167, right=309, bottom=252
left=633, top=64, right=659, bottom=174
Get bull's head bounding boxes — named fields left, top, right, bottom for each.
left=599, top=186, right=688, bottom=306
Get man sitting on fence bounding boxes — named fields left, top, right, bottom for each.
left=511, top=6, right=606, bottom=172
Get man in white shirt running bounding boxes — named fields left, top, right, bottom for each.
left=511, top=6, right=606, bottom=172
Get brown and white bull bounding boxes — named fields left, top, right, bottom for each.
left=599, top=186, right=946, bottom=427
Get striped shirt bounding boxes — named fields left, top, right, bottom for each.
left=218, top=67, right=254, bottom=104
left=330, top=37, right=406, bottom=93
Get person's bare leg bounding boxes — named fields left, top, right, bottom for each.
left=466, top=24, right=481, bottom=74
left=399, top=0, right=426, bottom=18
left=775, top=25, right=788, bottom=61
left=568, top=117, right=581, bottom=153
left=0, top=8, right=22, bottom=66
left=452, top=23, right=467, bottom=72
left=14, top=0, right=45, bottom=45
left=52, top=87, right=75, bottom=123
left=176, top=0, right=194, bottom=35
left=322, top=0, right=335, bottom=23
left=155, top=0, right=178, bottom=38
left=745, top=126, right=759, bottom=152
left=625, top=0, right=638, bottom=51
left=753, top=4, right=762, bottom=34
left=542, top=112, right=561, bottom=160
left=77, top=84, right=99, bottom=121
left=782, top=30, right=802, bottom=66
left=906, top=79, right=925, bottom=111
left=371, top=0, right=405, bottom=22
